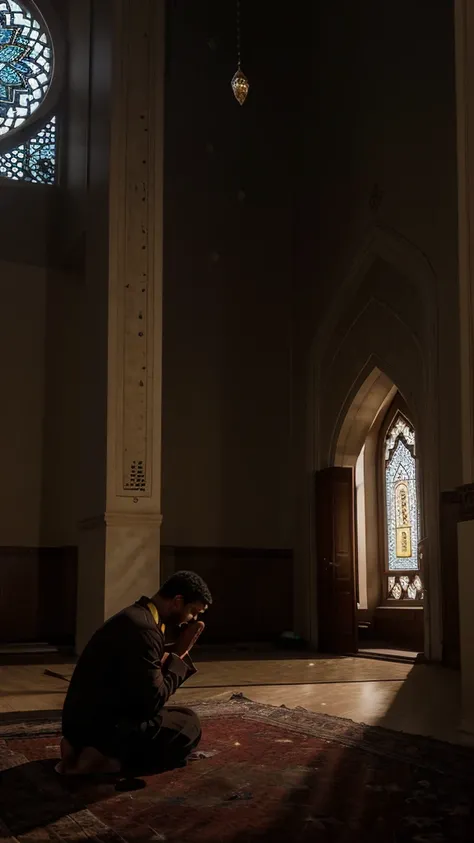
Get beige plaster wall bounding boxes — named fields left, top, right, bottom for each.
left=0, top=0, right=80, bottom=554
left=160, top=0, right=295, bottom=550
left=0, top=261, right=46, bottom=546
left=40, top=270, right=80, bottom=547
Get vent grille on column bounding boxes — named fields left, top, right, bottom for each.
left=124, top=459, right=146, bottom=491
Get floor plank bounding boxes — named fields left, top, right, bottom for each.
left=0, top=654, right=467, bottom=746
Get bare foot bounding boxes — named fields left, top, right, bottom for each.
left=74, top=746, right=121, bottom=775
left=54, top=737, right=77, bottom=775
left=56, top=743, right=120, bottom=776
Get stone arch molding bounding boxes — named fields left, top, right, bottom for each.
left=333, top=365, right=396, bottom=469
left=321, top=299, right=425, bottom=469
left=312, top=223, right=437, bottom=365
left=309, top=223, right=438, bottom=472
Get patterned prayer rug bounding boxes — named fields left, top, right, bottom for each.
left=0, top=695, right=472, bottom=842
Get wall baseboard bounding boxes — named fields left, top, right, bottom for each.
left=161, top=545, right=294, bottom=643
left=372, top=605, right=424, bottom=651
left=0, top=544, right=293, bottom=646
left=0, top=546, right=77, bottom=644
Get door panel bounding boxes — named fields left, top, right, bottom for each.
left=315, top=467, right=357, bottom=654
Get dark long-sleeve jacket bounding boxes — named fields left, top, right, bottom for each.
left=62, top=597, right=196, bottom=736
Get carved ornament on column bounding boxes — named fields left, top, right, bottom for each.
left=108, top=0, right=163, bottom=502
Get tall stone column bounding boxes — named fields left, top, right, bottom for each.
left=455, top=0, right=474, bottom=732
left=76, top=0, right=165, bottom=652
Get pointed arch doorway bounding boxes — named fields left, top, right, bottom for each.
left=316, top=367, right=425, bottom=655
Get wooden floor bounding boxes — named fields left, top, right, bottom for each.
left=0, top=651, right=468, bottom=746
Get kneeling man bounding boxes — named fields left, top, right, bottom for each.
left=57, top=570, right=211, bottom=776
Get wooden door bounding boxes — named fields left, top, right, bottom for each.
left=315, top=467, right=357, bottom=654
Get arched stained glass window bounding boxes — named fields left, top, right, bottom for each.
left=0, top=113, right=55, bottom=181
left=0, top=1, right=53, bottom=134
left=0, top=1, right=57, bottom=185
left=384, top=413, right=423, bottom=601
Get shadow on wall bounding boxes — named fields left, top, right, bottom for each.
left=161, top=546, right=294, bottom=644
left=0, top=547, right=77, bottom=645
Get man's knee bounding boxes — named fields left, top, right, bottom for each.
left=176, top=706, right=201, bottom=743
left=161, top=705, right=201, bottom=742
left=187, top=708, right=201, bottom=743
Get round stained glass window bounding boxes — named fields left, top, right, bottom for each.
left=0, top=1, right=53, bottom=138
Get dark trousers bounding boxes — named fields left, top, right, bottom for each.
left=121, top=706, right=202, bottom=773
left=65, top=706, right=201, bottom=775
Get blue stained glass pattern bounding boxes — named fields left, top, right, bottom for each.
left=0, top=1, right=53, bottom=137
left=385, top=417, right=419, bottom=572
left=0, top=115, right=56, bottom=183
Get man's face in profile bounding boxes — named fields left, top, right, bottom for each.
left=168, top=596, right=208, bottom=627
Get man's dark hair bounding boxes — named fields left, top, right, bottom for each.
left=159, top=570, right=212, bottom=606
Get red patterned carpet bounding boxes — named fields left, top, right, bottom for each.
left=0, top=696, right=472, bottom=842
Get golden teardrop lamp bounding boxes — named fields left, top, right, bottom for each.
left=231, top=0, right=249, bottom=105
